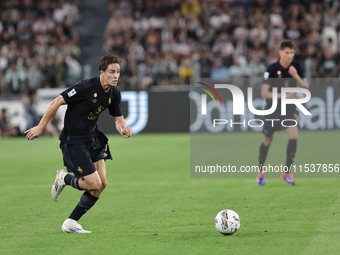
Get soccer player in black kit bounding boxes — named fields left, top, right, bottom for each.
left=257, top=40, right=309, bottom=186
left=25, top=54, right=132, bottom=233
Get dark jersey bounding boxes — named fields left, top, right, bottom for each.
left=60, top=77, right=122, bottom=142
left=262, top=59, right=305, bottom=114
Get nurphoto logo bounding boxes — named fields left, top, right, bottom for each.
left=196, top=82, right=311, bottom=128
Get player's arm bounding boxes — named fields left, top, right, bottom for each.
left=288, top=66, right=309, bottom=90
left=25, top=95, right=66, bottom=140
left=114, top=116, right=132, bottom=138
left=295, top=77, right=309, bottom=90
left=261, top=84, right=281, bottom=99
left=261, top=84, right=297, bottom=99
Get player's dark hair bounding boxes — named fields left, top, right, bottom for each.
left=98, top=54, right=121, bottom=72
left=280, top=40, right=295, bottom=50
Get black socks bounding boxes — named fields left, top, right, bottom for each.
left=259, top=142, right=269, bottom=171
left=285, top=139, right=297, bottom=172
left=64, top=174, right=82, bottom=190
left=258, top=139, right=297, bottom=172
left=69, top=191, right=99, bottom=221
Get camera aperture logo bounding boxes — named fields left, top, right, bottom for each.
left=195, top=83, right=311, bottom=128
left=196, top=82, right=223, bottom=115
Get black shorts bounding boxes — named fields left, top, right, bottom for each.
left=60, top=131, right=112, bottom=178
left=262, top=110, right=299, bottom=137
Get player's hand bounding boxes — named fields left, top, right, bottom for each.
left=25, top=126, right=44, bottom=140
left=288, top=66, right=299, bottom=78
left=286, top=92, right=298, bottom=99
left=121, top=127, right=132, bottom=138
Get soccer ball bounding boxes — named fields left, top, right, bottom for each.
left=214, top=209, right=241, bottom=235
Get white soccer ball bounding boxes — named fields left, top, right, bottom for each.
left=214, top=209, right=241, bottom=235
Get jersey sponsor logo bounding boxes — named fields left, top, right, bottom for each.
left=68, top=89, right=77, bottom=97
left=263, top=72, right=269, bottom=80
left=88, top=105, right=105, bottom=120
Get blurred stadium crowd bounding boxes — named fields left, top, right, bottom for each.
left=1, top=0, right=340, bottom=94
left=104, top=0, right=340, bottom=90
left=0, top=0, right=80, bottom=95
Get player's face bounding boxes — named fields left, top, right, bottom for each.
left=102, top=63, right=120, bottom=86
left=279, top=48, right=295, bottom=64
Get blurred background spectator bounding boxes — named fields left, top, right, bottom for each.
left=210, top=58, right=229, bottom=82
left=21, top=89, right=40, bottom=130
left=0, top=108, right=19, bottom=137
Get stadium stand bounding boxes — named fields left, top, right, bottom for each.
left=0, top=0, right=81, bottom=95
left=102, top=0, right=340, bottom=90
left=1, top=0, right=339, bottom=94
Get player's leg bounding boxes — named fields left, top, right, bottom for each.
left=65, top=159, right=107, bottom=196
left=259, top=134, right=273, bottom=169
left=285, top=126, right=298, bottom=170
left=84, top=131, right=110, bottom=198
left=63, top=135, right=109, bottom=194
left=53, top=168, right=103, bottom=200
left=260, top=117, right=280, bottom=170
left=63, top=161, right=108, bottom=231
left=53, top=143, right=98, bottom=233
left=62, top=169, right=105, bottom=234
left=78, top=171, right=102, bottom=191
left=62, top=137, right=110, bottom=233
left=60, top=131, right=111, bottom=233
left=257, top=118, right=278, bottom=185
left=257, top=135, right=272, bottom=186
left=90, top=159, right=108, bottom=198
left=52, top=143, right=101, bottom=201
left=281, top=126, right=298, bottom=185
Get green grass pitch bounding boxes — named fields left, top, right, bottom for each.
left=0, top=131, right=339, bottom=255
